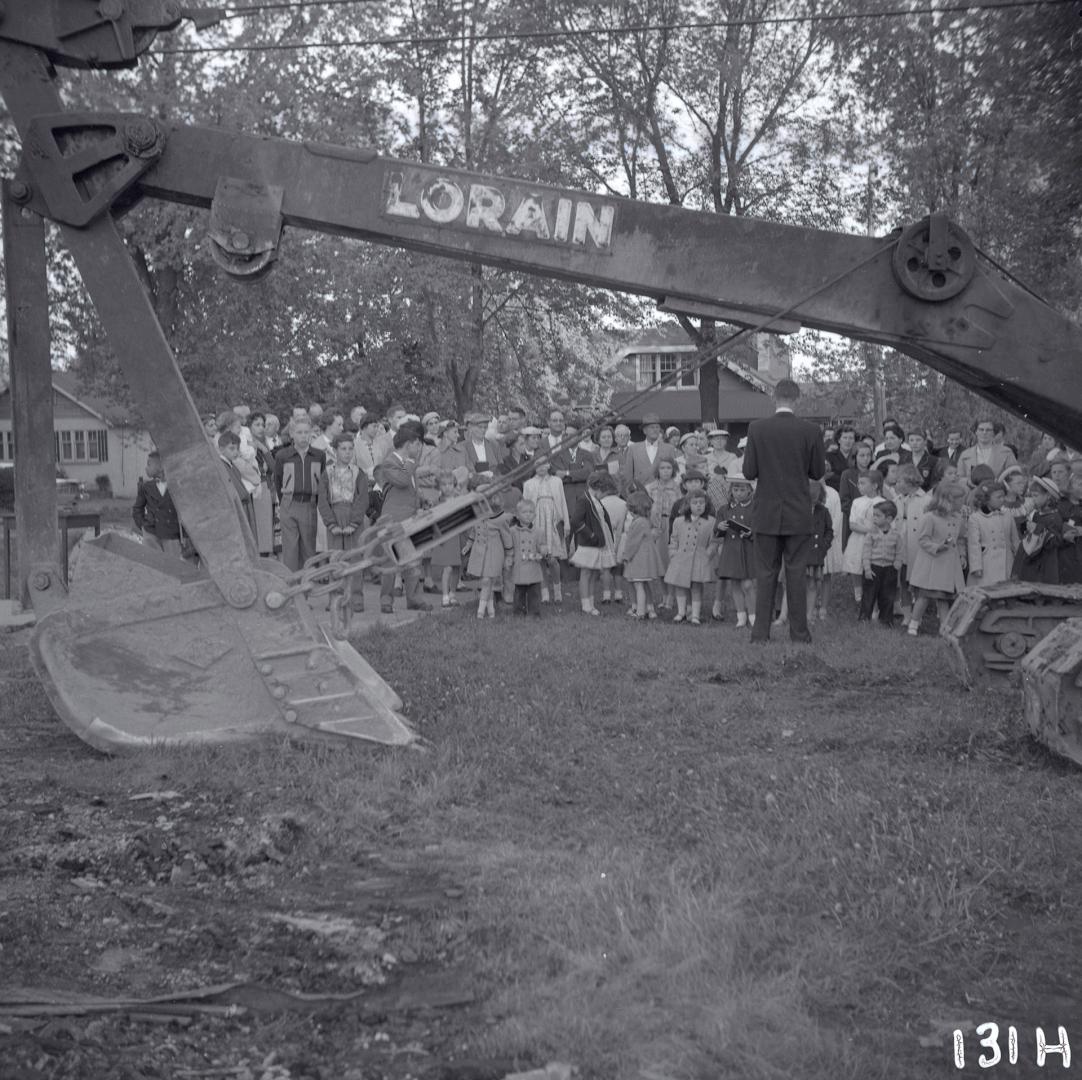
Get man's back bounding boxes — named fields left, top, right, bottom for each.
left=743, top=412, right=825, bottom=534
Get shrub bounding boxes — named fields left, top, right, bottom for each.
left=95, top=474, right=112, bottom=495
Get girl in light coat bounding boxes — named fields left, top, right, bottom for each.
left=523, top=458, right=570, bottom=603
left=907, top=480, right=967, bottom=635
left=664, top=492, right=716, bottom=624
left=967, top=482, right=1018, bottom=587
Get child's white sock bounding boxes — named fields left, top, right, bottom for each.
left=736, top=611, right=748, bottom=627
left=748, top=613, right=756, bottom=626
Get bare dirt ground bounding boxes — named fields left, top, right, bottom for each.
left=0, top=637, right=499, bottom=1080
left=3, top=597, right=1082, bottom=1080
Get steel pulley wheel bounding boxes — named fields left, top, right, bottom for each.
left=995, top=631, right=1029, bottom=659
left=891, top=215, right=976, bottom=301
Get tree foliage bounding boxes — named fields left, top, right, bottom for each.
left=0, top=1, right=1078, bottom=441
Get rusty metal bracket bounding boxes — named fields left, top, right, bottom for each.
left=208, top=177, right=284, bottom=281
left=0, top=2, right=222, bottom=70
left=20, top=111, right=164, bottom=226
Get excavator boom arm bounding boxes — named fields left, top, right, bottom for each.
left=76, top=123, right=1082, bottom=449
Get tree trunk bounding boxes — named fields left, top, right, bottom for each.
left=677, top=315, right=719, bottom=426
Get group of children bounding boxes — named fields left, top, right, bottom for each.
left=428, top=457, right=836, bottom=626
left=837, top=458, right=1082, bottom=634
left=427, top=447, right=1082, bottom=634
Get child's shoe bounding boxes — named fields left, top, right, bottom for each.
left=747, top=613, right=756, bottom=627
left=614, top=591, right=624, bottom=603
left=601, top=591, right=612, bottom=604
left=442, top=595, right=453, bottom=608
left=736, top=611, right=748, bottom=628
left=553, top=584, right=563, bottom=604
left=541, top=587, right=551, bottom=603
left=907, top=621, right=919, bottom=636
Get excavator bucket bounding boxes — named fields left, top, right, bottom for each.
left=28, top=533, right=416, bottom=753
left=942, top=581, right=1082, bottom=689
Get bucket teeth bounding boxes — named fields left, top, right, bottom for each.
left=29, top=540, right=415, bottom=752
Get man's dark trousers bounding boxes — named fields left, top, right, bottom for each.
left=752, top=532, right=813, bottom=642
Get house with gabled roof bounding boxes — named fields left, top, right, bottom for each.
left=606, top=325, right=858, bottom=437
left=0, top=369, right=152, bottom=497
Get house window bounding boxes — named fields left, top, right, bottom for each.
left=635, top=351, right=699, bottom=390
left=0, top=431, right=12, bottom=461
left=53, top=429, right=108, bottom=464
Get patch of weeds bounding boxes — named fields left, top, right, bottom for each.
left=468, top=846, right=862, bottom=1080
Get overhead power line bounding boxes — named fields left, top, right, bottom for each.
left=161, top=0, right=1072, bottom=53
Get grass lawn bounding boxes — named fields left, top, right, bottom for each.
left=2, top=591, right=1081, bottom=1079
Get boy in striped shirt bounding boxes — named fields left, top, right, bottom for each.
left=860, top=499, right=903, bottom=626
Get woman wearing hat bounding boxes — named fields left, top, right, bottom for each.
left=676, top=430, right=707, bottom=477
left=1011, top=475, right=1064, bottom=584
left=437, top=419, right=468, bottom=478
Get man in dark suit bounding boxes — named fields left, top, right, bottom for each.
left=132, top=451, right=187, bottom=559
left=937, top=428, right=964, bottom=470
left=742, top=379, right=826, bottom=643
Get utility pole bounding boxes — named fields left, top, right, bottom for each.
left=864, top=164, right=886, bottom=434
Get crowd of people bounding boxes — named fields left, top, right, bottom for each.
left=130, top=396, right=1082, bottom=632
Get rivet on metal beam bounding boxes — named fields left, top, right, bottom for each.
left=9, top=180, right=31, bottom=203
left=284, top=710, right=298, bottom=724
left=31, top=571, right=51, bottom=591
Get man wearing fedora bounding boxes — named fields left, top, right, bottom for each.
left=463, top=412, right=505, bottom=477
left=742, top=378, right=826, bottom=643
left=627, top=412, right=678, bottom=490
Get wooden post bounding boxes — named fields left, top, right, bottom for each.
left=3, top=180, right=59, bottom=606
